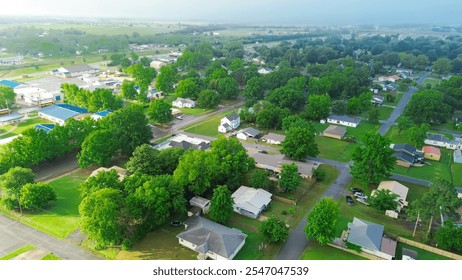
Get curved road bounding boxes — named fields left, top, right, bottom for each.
left=276, top=72, right=430, bottom=260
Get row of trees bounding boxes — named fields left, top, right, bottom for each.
left=61, top=83, right=123, bottom=112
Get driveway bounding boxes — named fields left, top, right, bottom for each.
left=0, top=214, right=99, bottom=260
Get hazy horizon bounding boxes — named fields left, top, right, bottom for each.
left=0, top=0, right=461, bottom=26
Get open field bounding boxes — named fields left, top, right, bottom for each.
left=315, top=136, right=356, bottom=162
left=0, top=170, right=89, bottom=239
left=300, top=242, right=367, bottom=260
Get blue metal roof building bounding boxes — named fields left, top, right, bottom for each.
left=94, top=110, right=112, bottom=117
left=38, top=104, right=88, bottom=125
left=35, top=123, right=56, bottom=133
left=0, top=80, right=21, bottom=89
left=0, top=114, right=23, bottom=126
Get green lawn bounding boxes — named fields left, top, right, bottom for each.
left=377, top=106, right=394, bottom=120
left=395, top=242, right=451, bottom=260
left=0, top=244, right=36, bottom=260
left=422, top=78, right=441, bottom=89
left=0, top=117, right=53, bottom=139
left=386, top=125, right=410, bottom=144
left=300, top=242, right=367, bottom=260
left=7, top=170, right=88, bottom=239
left=183, top=110, right=235, bottom=138
left=393, top=149, right=453, bottom=184
left=430, top=121, right=458, bottom=132
left=345, top=121, right=380, bottom=143
left=179, top=107, right=214, bottom=116
left=41, top=254, right=61, bottom=260
left=384, top=93, right=403, bottom=106
left=115, top=226, right=197, bottom=260
left=315, top=136, right=356, bottom=162
left=452, top=163, right=462, bottom=187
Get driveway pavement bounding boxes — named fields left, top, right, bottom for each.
left=0, top=214, right=99, bottom=260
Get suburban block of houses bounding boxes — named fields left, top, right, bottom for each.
left=260, top=132, right=285, bottom=145
left=176, top=216, right=247, bottom=260
left=325, top=114, right=361, bottom=128
left=345, top=217, right=397, bottom=260
left=231, top=186, right=272, bottom=219
left=172, top=97, right=196, bottom=108
left=424, top=133, right=462, bottom=150
left=218, top=113, right=240, bottom=133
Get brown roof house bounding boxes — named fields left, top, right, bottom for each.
left=322, top=125, right=346, bottom=140
left=346, top=217, right=397, bottom=260
left=176, top=216, right=247, bottom=260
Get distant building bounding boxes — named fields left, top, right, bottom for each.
left=378, top=75, right=400, bottom=83
left=38, top=104, right=88, bottom=125
left=153, top=134, right=211, bottom=151
left=34, top=123, right=55, bottom=133
left=0, top=114, right=23, bottom=126
left=55, top=64, right=99, bottom=77
left=424, top=134, right=462, bottom=150
left=0, top=80, right=21, bottom=89
left=236, top=127, right=261, bottom=140
left=91, top=110, right=112, bottom=121
left=172, top=98, right=196, bottom=108
left=260, top=133, right=286, bottom=145
left=257, top=67, right=273, bottom=75
left=150, top=60, right=167, bottom=70
left=326, top=114, right=360, bottom=128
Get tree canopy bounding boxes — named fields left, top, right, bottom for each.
left=209, top=185, right=234, bottom=224
left=259, top=216, right=289, bottom=243
left=281, top=123, right=318, bottom=160
left=304, top=197, right=339, bottom=245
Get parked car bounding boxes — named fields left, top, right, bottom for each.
left=346, top=195, right=354, bottom=206
left=354, top=192, right=367, bottom=200
left=170, top=220, right=183, bottom=227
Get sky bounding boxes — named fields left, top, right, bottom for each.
left=0, top=0, right=461, bottom=26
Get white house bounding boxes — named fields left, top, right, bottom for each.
left=218, top=113, right=240, bottom=133
left=326, top=114, right=361, bottom=128
left=261, top=133, right=286, bottom=145
left=176, top=216, right=247, bottom=260
left=231, top=186, right=272, bottom=219
left=424, top=134, right=462, bottom=150
left=172, top=98, right=196, bottom=108
left=258, top=67, right=273, bottom=75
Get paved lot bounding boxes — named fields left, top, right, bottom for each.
left=0, top=214, right=99, bottom=260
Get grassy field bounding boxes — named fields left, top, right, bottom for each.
left=395, top=242, right=452, bottom=260
left=393, top=149, right=453, bottom=184
left=384, top=93, right=403, bottom=106
left=345, top=121, right=380, bottom=143
left=386, top=125, right=410, bottom=144
left=179, top=107, right=214, bottom=116
left=300, top=242, right=367, bottom=260
left=422, top=78, right=441, bottom=89
left=315, top=136, right=356, bottom=162
left=0, top=117, right=53, bottom=139
left=378, top=106, right=394, bottom=120
left=4, top=170, right=89, bottom=239
left=0, top=244, right=36, bottom=260
left=183, top=110, right=236, bottom=138
left=452, top=163, right=462, bottom=187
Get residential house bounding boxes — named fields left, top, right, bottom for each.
left=38, top=104, right=88, bottom=126
left=147, top=88, right=164, bottom=100
left=249, top=151, right=319, bottom=179
left=346, top=217, right=397, bottom=260
left=236, top=127, right=261, bottom=140
left=378, top=75, right=400, bottom=83
left=176, top=216, right=247, bottom=260
left=326, top=114, right=360, bottom=128
left=189, top=196, right=211, bottom=215
left=55, top=64, right=99, bottom=78
left=371, top=95, right=384, bottom=106
left=91, top=110, right=112, bottom=121
left=172, top=98, right=196, bottom=108
left=261, top=133, right=286, bottom=145
left=218, top=113, right=240, bottom=133
left=422, top=146, right=441, bottom=161
left=322, top=125, right=346, bottom=140
left=153, top=133, right=211, bottom=151
left=390, top=144, right=423, bottom=167
left=396, top=69, right=413, bottom=79
left=257, top=67, right=273, bottom=75
left=424, top=134, right=462, bottom=150
left=231, top=186, right=272, bottom=219
left=376, top=181, right=409, bottom=211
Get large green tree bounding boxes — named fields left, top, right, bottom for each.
left=350, top=132, right=396, bottom=187
left=148, top=99, right=173, bottom=124
left=305, top=94, right=332, bottom=121
left=197, top=89, right=220, bottom=109
left=175, top=78, right=200, bottom=99
left=20, top=182, right=57, bottom=211
left=0, top=85, right=16, bottom=108
left=266, top=86, right=305, bottom=111
left=209, top=185, right=234, bottom=224
left=80, top=169, right=122, bottom=199
left=216, top=77, right=239, bottom=99
left=405, top=124, right=430, bottom=148
left=405, top=89, right=451, bottom=124
left=0, top=167, right=35, bottom=210
left=281, top=124, right=318, bottom=161
left=304, top=197, right=339, bottom=245
left=369, top=189, right=399, bottom=211
left=279, top=163, right=301, bottom=192
left=155, top=65, right=177, bottom=93
left=259, top=216, right=289, bottom=243
left=79, top=188, right=124, bottom=249
left=121, top=80, right=137, bottom=100
left=250, top=169, right=270, bottom=189
left=77, top=130, right=118, bottom=168
left=432, top=58, right=452, bottom=75
left=434, top=221, right=462, bottom=254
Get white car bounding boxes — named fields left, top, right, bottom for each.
left=354, top=192, right=367, bottom=200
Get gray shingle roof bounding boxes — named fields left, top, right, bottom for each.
left=327, top=114, right=360, bottom=125
left=232, top=186, right=272, bottom=216
left=427, top=134, right=449, bottom=142
left=261, top=133, right=286, bottom=143
left=61, top=64, right=97, bottom=74
left=243, top=127, right=261, bottom=137
left=391, top=144, right=416, bottom=156
left=394, top=151, right=415, bottom=164
left=226, top=113, right=239, bottom=121
left=347, top=217, right=384, bottom=251
left=176, top=216, right=247, bottom=259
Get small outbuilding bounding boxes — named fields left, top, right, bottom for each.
left=189, top=196, right=211, bottom=215
left=322, top=125, right=347, bottom=140
left=422, top=145, right=441, bottom=161
left=231, top=186, right=272, bottom=219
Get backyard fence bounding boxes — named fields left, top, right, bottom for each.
left=272, top=195, right=296, bottom=205
left=397, top=237, right=462, bottom=260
